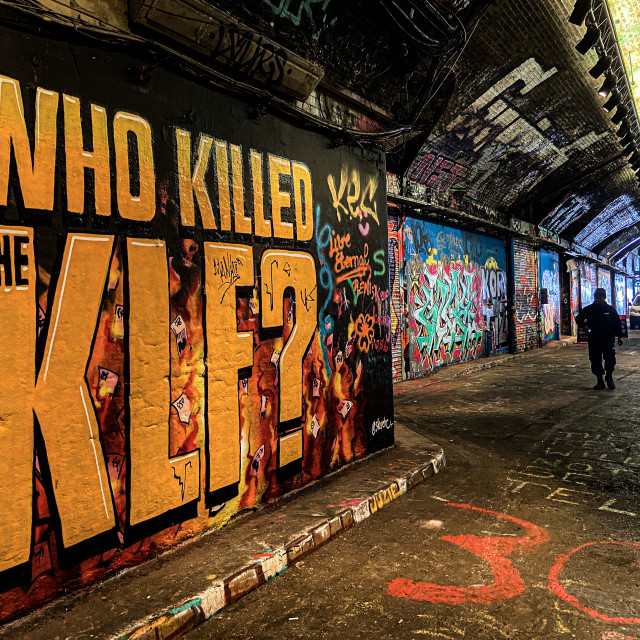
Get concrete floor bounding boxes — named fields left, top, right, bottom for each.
left=186, top=335, right=640, bottom=640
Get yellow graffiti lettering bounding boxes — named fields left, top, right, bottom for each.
left=269, top=155, right=294, bottom=240
left=113, top=112, right=155, bottom=221
left=176, top=130, right=216, bottom=229
left=368, top=484, right=401, bottom=515
left=1, top=231, right=120, bottom=572
left=63, top=95, right=110, bottom=216
left=34, top=234, right=117, bottom=548
left=250, top=150, right=271, bottom=238
left=0, top=76, right=58, bottom=210
left=214, top=140, right=232, bottom=231
left=231, top=144, right=252, bottom=235
left=292, top=161, right=313, bottom=241
left=561, top=472, right=590, bottom=485
left=204, top=242, right=254, bottom=493
left=545, top=447, right=572, bottom=457
left=127, top=239, right=200, bottom=525
left=327, top=167, right=348, bottom=220
left=327, top=167, right=379, bottom=224
left=37, top=235, right=117, bottom=545
left=546, top=487, right=594, bottom=505
left=261, top=250, right=317, bottom=467
left=520, top=465, right=556, bottom=479
left=0, top=227, right=35, bottom=572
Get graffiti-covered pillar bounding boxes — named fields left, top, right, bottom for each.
left=614, top=273, right=628, bottom=337
left=580, top=261, right=596, bottom=308
left=388, top=211, right=405, bottom=382
left=539, top=249, right=560, bottom=344
left=596, top=266, right=612, bottom=303
left=511, top=239, right=539, bottom=352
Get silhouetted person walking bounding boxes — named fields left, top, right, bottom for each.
left=575, top=287, right=623, bottom=390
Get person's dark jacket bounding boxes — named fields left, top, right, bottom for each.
left=575, top=302, right=621, bottom=342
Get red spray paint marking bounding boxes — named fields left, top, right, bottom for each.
left=329, top=498, right=365, bottom=509
left=387, top=503, right=550, bottom=604
left=548, top=541, right=640, bottom=625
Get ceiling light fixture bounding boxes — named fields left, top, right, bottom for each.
left=616, top=121, right=630, bottom=137
left=611, top=105, right=628, bottom=125
left=603, top=91, right=620, bottom=111
left=589, top=55, right=610, bottom=79
left=576, top=25, right=600, bottom=54
left=620, top=132, right=634, bottom=147
left=598, top=75, right=616, bottom=97
left=569, top=0, right=592, bottom=26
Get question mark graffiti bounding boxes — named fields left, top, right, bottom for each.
left=261, top=249, right=317, bottom=469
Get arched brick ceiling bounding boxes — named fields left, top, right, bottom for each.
left=602, top=223, right=640, bottom=258
left=574, top=195, right=640, bottom=248
left=406, top=0, right=640, bottom=251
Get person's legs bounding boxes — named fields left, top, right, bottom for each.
left=603, top=340, right=616, bottom=389
left=588, top=340, right=605, bottom=389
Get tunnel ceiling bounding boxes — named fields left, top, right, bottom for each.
left=125, top=0, right=640, bottom=263
left=208, top=0, right=491, bottom=130
left=406, top=0, right=640, bottom=260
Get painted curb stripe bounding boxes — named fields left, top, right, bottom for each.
left=113, top=448, right=445, bottom=640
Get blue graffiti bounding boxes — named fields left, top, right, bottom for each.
left=315, top=203, right=333, bottom=374
left=261, top=0, right=334, bottom=39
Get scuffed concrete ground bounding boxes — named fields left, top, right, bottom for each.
left=187, top=336, right=640, bottom=640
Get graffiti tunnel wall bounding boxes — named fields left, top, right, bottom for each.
left=570, top=267, right=581, bottom=336
left=512, top=239, right=539, bottom=353
left=0, top=25, right=393, bottom=621
left=597, top=267, right=611, bottom=300
left=539, top=249, right=560, bottom=345
left=402, top=216, right=508, bottom=379
left=581, top=261, right=596, bottom=307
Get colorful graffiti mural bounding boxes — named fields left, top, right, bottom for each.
left=570, top=268, right=581, bottom=336
left=539, top=249, right=559, bottom=344
left=0, top=27, right=392, bottom=622
left=581, top=262, right=596, bottom=308
left=597, top=268, right=611, bottom=301
left=482, top=252, right=509, bottom=355
left=403, top=217, right=507, bottom=377
left=615, top=273, right=626, bottom=316
left=388, top=214, right=405, bottom=382
left=512, top=240, right=539, bottom=352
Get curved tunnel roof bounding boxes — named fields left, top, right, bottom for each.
left=407, top=0, right=640, bottom=263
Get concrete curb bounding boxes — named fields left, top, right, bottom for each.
left=447, top=338, right=574, bottom=380
left=113, top=449, right=446, bottom=640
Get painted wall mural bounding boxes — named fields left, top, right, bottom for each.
left=615, top=273, right=626, bottom=316
left=388, top=214, right=405, bottom=382
left=570, top=268, right=581, bottom=336
left=539, top=249, right=559, bottom=345
left=580, top=262, right=596, bottom=307
left=597, top=268, right=611, bottom=301
left=403, top=217, right=507, bottom=377
left=0, top=27, right=392, bottom=622
left=512, top=240, right=539, bottom=352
